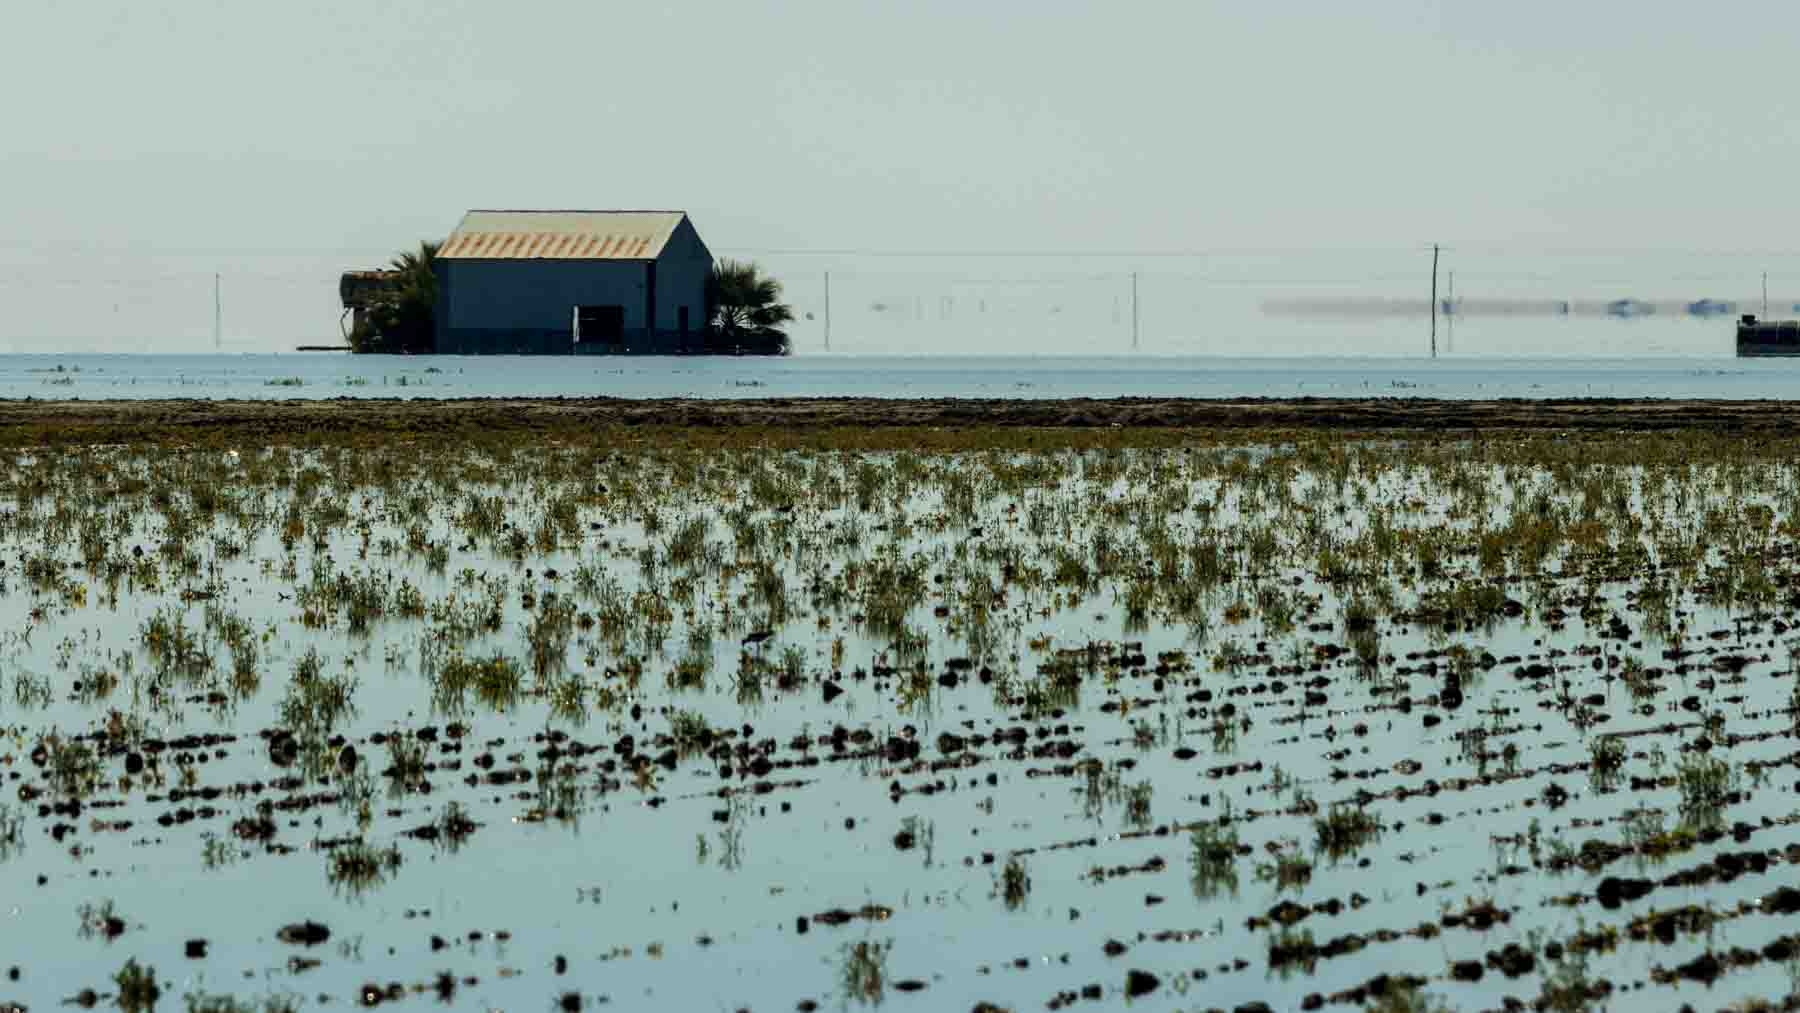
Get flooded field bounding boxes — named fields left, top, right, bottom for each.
left=7, top=424, right=1800, bottom=1010
left=8, top=352, right=1800, bottom=405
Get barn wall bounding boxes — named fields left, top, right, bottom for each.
left=655, top=217, right=714, bottom=342
left=448, top=260, right=643, bottom=329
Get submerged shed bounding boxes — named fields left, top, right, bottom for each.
left=432, top=210, right=713, bottom=355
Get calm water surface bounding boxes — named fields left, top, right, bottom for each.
left=4, top=352, right=1800, bottom=401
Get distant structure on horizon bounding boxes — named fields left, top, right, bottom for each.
left=432, top=210, right=713, bottom=355
left=1736, top=314, right=1800, bottom=357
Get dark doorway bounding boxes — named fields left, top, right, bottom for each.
left=678, top=306, right=690, bottom=335
left=576, top=305, right=625, bottom=344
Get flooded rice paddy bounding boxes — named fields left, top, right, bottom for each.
left=5, top=429, right=1800, bottom=1010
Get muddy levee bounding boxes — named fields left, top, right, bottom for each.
left=4, top=425, right=1800, bottom=1009
left=3, top=395, right=1800, bottom=447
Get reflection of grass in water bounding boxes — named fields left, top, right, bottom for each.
left=1313, top=802, right=1382, bottom=864
left=525, top=596, right=576, bottom=681
left=185, top=993, right=302, bottom=1013
left=1620, top=808, right=1697, bottom=868
left=78, top=898, right=126, bottom=942
left=1587, top=735, right=1625, bottom=793
left=38, top=732, right=100, bottom=798
left=13, top=671, right=53, bottom=711
left=1618, top=655, right=1659, bottom=701
left=1266, top=926, right=1315, bottom=979
left=669, top=709, right=710, bottom=748
left=899, top=815, right=936, bottom=868
left=328, top=841, right=402, bottom=900
left=1255, top=846, right=1312, bottom=893
left=1210, top=714, right=1239, bottom=754
left=672, top=649, right=712, bottom=692
left=730, top=657, right=764, bottom=708
left=432, top=801, right=479, bottom=855
left=1020, top=673, right=1079, bottom=720
left=1190, top=801, right=1241, bottom=902
left=997, top=854, right=1030, bottom=911
left=531, top=761, right=586, bottom=829
left=1366, top=983, right=1455, bottom=1013
left=1075, top=761, right=1120, bottom=823
left=715, top=794, right=751, bottom=872
left=334, top=760, right=376, bottom=829
left=1676, top=753, right=1737, bottom=828
left=0, top=803, right=22, bottom=862
left=838, top=939, right=891, bottom=1007
left=279, top=648, right=357, bottom=737
left=384, top=730, right=427, bottom=791
left=1535, top=924, right=1609, bottom=1013
left=200, top=833, right=241, bottom=870
left=1124, top=781, right=1153, bottom=830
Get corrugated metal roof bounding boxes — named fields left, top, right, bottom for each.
left=436, top=210, right=687, bottom=260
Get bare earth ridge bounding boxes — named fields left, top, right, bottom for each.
left=2, top=396, right=1796, bottom=446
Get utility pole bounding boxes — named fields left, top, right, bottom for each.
left=1131, top=272, right=1140, bottom=352
left=824, top=271, right=831, bottom=352
left=214, top=273, right=222, bottom=351
left=1763, top=272, right=1769, bottom=318
left=1429, top=245, right=1439, bottom=359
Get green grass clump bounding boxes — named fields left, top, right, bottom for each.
left=437, top=651, right=522, bottom=712
left=384, top=731, right=427, bottom=786
left=669, top=709, right=710, bottom=748
left=42, top=733, right=101, bottom=798
left=114, top=957, right=160, bottom=1011
left=278, top=648, right=357, bottom=737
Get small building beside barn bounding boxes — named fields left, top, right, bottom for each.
left=338, top=269, right=401, bottom=340
left=432, top=210, right=713, bottom=355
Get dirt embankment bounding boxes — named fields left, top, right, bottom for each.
left=1, top=396, right=1796, bottom=447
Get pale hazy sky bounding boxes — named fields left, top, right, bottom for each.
left=5, top=2, right=1799, bottom=351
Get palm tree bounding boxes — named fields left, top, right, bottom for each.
left=706, top=259, right=794, bottom=355
left=390, top=241, right=439, bottom=305
left=348, top=240, right=440, bottom=354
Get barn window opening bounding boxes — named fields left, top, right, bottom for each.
left=575, top=305, right=625, bottom=343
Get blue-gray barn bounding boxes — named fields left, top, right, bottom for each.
left=432, top=210, right=713, bottom=354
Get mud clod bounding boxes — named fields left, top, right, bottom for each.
left=1124, top=969, right=1159, bottom=997
left=277, top=921, right=331, bottom=946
